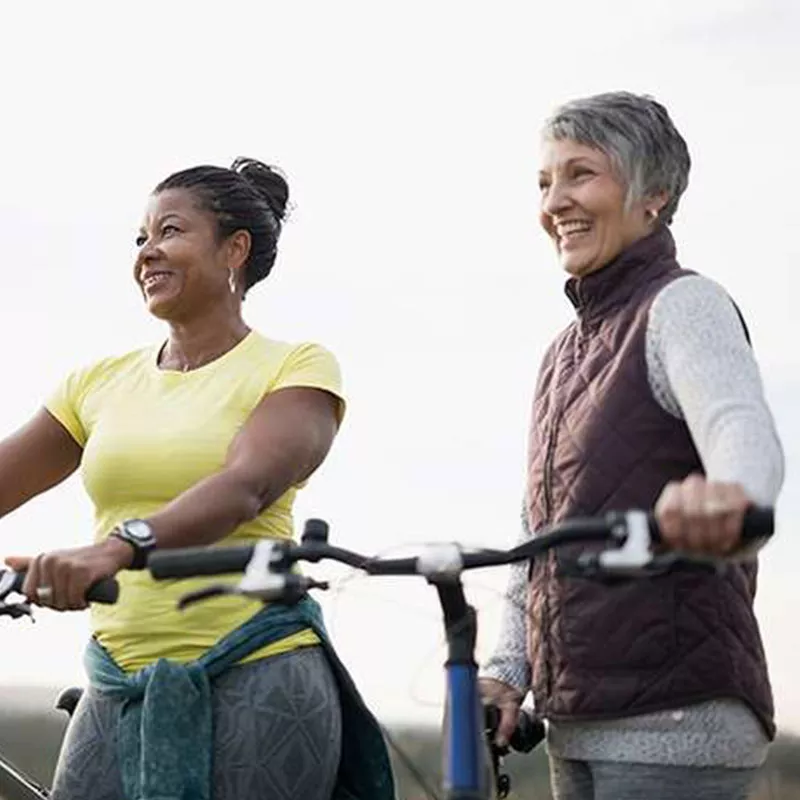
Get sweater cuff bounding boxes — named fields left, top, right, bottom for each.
left=479, top=656, right=531, bottom=695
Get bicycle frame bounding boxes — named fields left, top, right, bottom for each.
left=0, top=750, right=49, bottom=800
left=146, top=506, right=774, bottom=800
left=434, top=577, right=490, bottom=800
left=0, top=574, right=115, bottom=800
left=0, top=684, right=89, bottom=800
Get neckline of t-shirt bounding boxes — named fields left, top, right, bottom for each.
left=150, top=330, right=259, bottom=377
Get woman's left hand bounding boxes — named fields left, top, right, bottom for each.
left=4, top=538, right=131, bottom=611
left=655, top=474, right=752, bottom=557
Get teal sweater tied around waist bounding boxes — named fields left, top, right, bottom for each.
left=84, top=596, right=395, bottom=800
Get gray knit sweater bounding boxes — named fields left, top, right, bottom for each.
left=480, top=275, right=785, bottom=767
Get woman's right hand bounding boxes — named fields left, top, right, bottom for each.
left=478, top=677, right=523, bottom=747
left=5, top=538, right=129, bottom=611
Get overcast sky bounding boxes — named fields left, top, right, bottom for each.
left=0, top=0, right=798, bottom=734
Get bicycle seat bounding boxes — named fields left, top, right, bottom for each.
left=55, top=686, right=84, bottom=717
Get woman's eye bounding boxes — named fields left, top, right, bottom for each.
left=162, top=224, right=179, bottom=236
left=135, top=234, right=147, bottom=247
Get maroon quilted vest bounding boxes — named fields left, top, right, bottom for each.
left=525, top=226, right=774, bottom=738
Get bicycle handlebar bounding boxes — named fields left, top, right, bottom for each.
left=148, top=506, right=774, bottom=587
left=0, top=569, right=119, bottom=607
left=646, top=506, right=773, bottom=550
left=149, top=541, right=368, bottom=580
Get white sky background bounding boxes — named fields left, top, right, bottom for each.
left=0, top=0, right=798, bottom=733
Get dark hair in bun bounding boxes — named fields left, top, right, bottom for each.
left=155, top=157, right=290, bottom=294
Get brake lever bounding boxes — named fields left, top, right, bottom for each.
left=559, top=510, right=726, bottom=582
left=0, top=601, right=34, bottom=620
left=240, top=575, right=329, bottom=604
left=560, top=551, right=721, bottom=583
left=235, top=542, right=331, bottom=603
left=483, top=705, right=546, bottom=798
left=177, top=584, right=238, bottom=610
left=0, top=570, right=35, bottom=621
left=484, top=706, right=511, bottom=799
left=177, top=575, right=331, bottom=610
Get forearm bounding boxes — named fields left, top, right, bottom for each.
left=480, top=505, right=532, bottom=692
left=140, top=468, right=279, bottom=549
left=692, top=397, right=784, bottom=505
left=116, top=388, right=339, bottom=552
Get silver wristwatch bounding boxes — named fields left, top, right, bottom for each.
left=109, top=519, right=157, bottom=570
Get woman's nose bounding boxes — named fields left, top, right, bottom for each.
left=542, top=181, right=573, bottom=216
left=134, top=238, right=160, bottom=277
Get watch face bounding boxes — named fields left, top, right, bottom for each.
left=124, top=519, right=154, bottom=544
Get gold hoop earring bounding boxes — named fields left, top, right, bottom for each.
left=228, top=269, right=237, bottom=295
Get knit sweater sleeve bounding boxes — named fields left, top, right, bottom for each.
left=481, top=274, right=783, bottom=696
left=646, top=275, right=784, bottom=505
left=478, top=502, right=532, bottom=694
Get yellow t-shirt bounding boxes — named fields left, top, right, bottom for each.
left=45, top=330, right=344, bottom=672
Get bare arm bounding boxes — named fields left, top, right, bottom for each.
left=140, top=385, right=341, bottom=549
left=10, top=385, right=343, bottom=609
left=0, top=408, right=82, bottom=518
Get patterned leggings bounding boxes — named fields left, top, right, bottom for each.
left=550, top=755, right=759, bottom=800
left=50, top=646, right=342, bottom=800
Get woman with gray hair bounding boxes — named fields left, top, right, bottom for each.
left=480, top=91, right=783, bottom=800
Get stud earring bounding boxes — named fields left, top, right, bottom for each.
left=228, top=269, right=237, bottom=295
left=647, top=208, right=659, bottom=222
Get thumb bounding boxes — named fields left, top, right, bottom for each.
left=4, top=556, right=32, bottom=571
left=496, top=702, right=521, bottom=748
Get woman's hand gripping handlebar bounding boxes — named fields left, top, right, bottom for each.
left=0, top=568, right=118, bottom=619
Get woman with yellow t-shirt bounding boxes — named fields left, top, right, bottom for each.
left=1, top=158, right=393, bottom=800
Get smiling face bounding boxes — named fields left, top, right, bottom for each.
left=538, top=138, right=659, bottom=278
left=134, top=188, right=241, bottom=320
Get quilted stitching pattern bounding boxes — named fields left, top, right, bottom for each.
left=524, top=229, right=774, bottom=738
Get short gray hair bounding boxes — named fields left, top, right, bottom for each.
left=542, top=91, right=691, bottom=225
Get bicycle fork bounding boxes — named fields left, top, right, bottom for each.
left=434, top=577, right=493, bottom=800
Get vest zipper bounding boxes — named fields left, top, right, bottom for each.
left=541, top=414, right=560, bottom=709
left=543, top=424, right=557, bottom=522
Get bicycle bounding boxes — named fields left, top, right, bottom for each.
left=0, top=571, right=118, bottom=800
left=145, top=505, right=774, bottom=800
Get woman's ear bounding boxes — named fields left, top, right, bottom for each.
left=226, top=229, right=252, bottom=272
left=646, top=191, right=670, bottom=221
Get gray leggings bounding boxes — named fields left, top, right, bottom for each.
left=50, top=646, right=342, bottom=800
left=550, top=755, right=760, bottom=800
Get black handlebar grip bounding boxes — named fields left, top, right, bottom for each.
left=86, top=578, right=119, bottom=604
left=484, top=705, right=546, bottom=754
left=740, top=506, right=775, bottom=544
left=148, top=546, right=255, bottom=579
left=9, top=572, right=118, bottom=604
left=648, top=506, right=774, bottom=551
left=364, top=556, right=419, bottom=576
left=510, top=709, right=546, bottom=753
